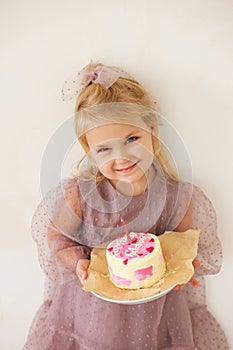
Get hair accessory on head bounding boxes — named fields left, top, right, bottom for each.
left=61, top=61, right=135, bottom=101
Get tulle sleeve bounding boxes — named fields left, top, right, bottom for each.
left=191, top=185, right=222, bottom=276
left=167, top=182, right=223, bottom=277
left=170, top=184, right=228, bottom=349
left=31, top=177, right=92, bottom=289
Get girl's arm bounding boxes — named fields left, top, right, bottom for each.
left=47, top=178, right=92, bottom=273
left=47, top=225, right=91, bottom=271
left=173, top=200, right=200, bottom=289
left=172, top=184, right=222, bottom=278
left=190, top=185, right=222, bottom=277
left=174, top=200, right=192, bottom=232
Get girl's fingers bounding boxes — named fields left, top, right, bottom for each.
left=174, top=276, right=199, bottom=291
left=192, top=259, right=200, bottom=269
left=173, top=284, right=184, bottom=291
left=77, top=269, right=87, bottom=285
left=189, top=276, right=199, bottom=288
left=174, top=259, right=200, bottom=291
left=76, top=259, right=90, bottom=285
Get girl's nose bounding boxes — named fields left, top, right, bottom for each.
left=111, top=145, right=129, bottom=161
left=114, top=157, right=131, bottom=165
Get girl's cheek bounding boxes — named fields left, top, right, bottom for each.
left=98, top=161, right=112, bottom=174
left=96, top=157, right=111, bottom=171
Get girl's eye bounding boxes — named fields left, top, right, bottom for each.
left=97, top=147, right=110, bottom=153
left=125, top=136, right=139, bottom=144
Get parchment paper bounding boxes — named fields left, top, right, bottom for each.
left=83, top=229, right=200, bottom=301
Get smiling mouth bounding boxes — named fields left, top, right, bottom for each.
left=115, top=162, right=138, bottom=173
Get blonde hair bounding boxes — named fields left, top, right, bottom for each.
left=73, top=62, right=178, bottom=181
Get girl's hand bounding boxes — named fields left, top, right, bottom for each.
left=76, top=259, right=90, bottom=285
left=173, top=259, right=200, bottom=291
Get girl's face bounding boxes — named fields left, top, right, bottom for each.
left=85, top=123, right=154, bottom=188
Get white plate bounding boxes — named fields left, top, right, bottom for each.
left=92, top=285, right=174, bottom=305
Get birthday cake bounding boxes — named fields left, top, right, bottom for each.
left=106, top=232, right=166, bottom=289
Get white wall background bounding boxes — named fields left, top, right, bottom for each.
left=1, top=0, right=233, bottom=348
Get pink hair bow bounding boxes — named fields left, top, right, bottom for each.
left=61, top=61, right=134, bottom=101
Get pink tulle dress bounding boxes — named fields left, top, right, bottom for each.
left=23, top=169, right=229, bottom=350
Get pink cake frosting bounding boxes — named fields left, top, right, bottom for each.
left=106, top=232, right=166, bottom=289
left=107, top=232, right=155, bottom=262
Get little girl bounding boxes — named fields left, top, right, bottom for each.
left=23, top=62, right=229, bottom=349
